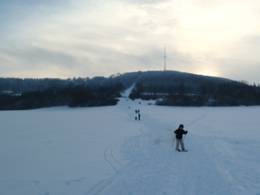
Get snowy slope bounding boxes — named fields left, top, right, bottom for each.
left=98, top=104, right=260, bottom=195
left=1, top=97, right=260, bottom=194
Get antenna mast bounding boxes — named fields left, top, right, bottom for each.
left=163, top=47, right=167, bottom=71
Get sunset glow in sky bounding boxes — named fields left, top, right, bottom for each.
left=0, top=0, right=260, bottom=83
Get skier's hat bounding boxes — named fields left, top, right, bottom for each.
left=179, top=124, right=184, bottom=128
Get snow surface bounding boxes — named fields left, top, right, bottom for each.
left=1, top=96, right=260, bottom=195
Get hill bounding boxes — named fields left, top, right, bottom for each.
left=0, top=70, right=260, bottom=109
left=122, top=71, right=260, bottom=106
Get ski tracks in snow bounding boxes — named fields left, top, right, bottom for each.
left=86, top=146, right=125, bottom=195
left=104, top=147, right=122, bottom=173
left=86, top=104, right=245, bottom=195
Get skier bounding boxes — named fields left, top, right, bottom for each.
left=134, top=109, right=138, bottom=120
left=138, top=109, right=141, bottom=121
left=174, top=124, right=188, bottom=152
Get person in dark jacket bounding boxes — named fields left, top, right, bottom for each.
left=138, top=109, right=141, bottom=121
left=134, top=109, right=138, bottom=120
left=174, top=124, right=188, bottom=152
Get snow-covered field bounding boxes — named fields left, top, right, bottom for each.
left=1, top=97, right=260, bottom=195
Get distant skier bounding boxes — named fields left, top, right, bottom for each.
left=138, top=109, right=141, bottom=121
left=134, top=109, right=141, bottom=121
left=134, top=109, right=138, bottom=120
left=174, top=124, right=188, bottom=152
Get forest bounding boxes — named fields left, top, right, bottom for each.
left=1, top=71, right=260, bottom=109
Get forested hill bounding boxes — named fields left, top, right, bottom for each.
left=0, top=70, right=260, bottom=109
left=124, top=71, right=260, bottom=106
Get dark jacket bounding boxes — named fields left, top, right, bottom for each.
left=174, top=129, right=188, bottom=139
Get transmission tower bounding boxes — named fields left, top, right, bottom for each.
left=163, top=47, right=167, bottom=71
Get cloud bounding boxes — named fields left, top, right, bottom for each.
left=211, top=35, right=260, bottom=83
left=0, top=0, right=260, bottom=83
left=122, top=0, right=170, bottom=5
left=2, top=46, right=81, bottom=68
left=0, top=46, right=85, bottom=78
left=0, top=0, right=182, bottom=76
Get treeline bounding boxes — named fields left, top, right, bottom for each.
left=129, top=74, right=260, bottom=106
left=0, top=83, right=123, bottom=110
left=0, top=77, right=124, bottom=93
left=0, top=78, right=71, bottom=93
left=1, top=70, right=260, bottom=109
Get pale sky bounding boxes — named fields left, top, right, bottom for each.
left=0, top=0, right=260, bottom=83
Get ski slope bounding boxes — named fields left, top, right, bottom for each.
left=1, top=96, right=260, bottom=195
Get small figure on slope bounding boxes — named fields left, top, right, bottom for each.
left=134, top=109, right=138, bottom=120
left=174, top=124, right=188, bottom=152
left=134, top=109, right=141, bottom=121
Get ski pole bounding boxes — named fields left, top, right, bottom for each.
left=172, top=131, right=175, bottom=149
